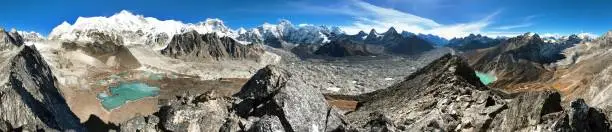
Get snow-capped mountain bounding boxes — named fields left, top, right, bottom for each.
left=48, top=10, right=343, bottom=50
left=49, top=10, right=235, bottom=50
left=17, top=30, right=45, bottom=43
left=235, top=20, right=344, bottom=47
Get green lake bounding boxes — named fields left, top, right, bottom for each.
left=97, top=82, right=160, bottom=110
left=475, top=71, right=497, bottom=85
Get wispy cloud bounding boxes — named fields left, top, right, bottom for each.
left=317, top=0, right=501, bottom=39
left=494, top=23, right=533, bottom=30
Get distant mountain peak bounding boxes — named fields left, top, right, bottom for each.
left=385, top=27, right=398, bottom=35
left=357, top=31, right=367, bottom=36
left=369, top=29, right=378, bottom=35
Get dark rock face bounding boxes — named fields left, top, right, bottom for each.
left=447, top=34, right=503, bottom=51
left=0, top=29, right=24, bottom=50
left=161, top=30, right=265, bottom=61
left=0, top=45, right=83, bottom=131
left=234, top=65, right=347, bottom=132
left=336, top=27, right=435, bottom=55
left=82, top=115, right=120, bottom=131
left=344, top=54, right=611, bottom=131
left=314, top=39, right=383, bottom=57
left=567, top=99, right=610, bottom=132
left=290, top=43, right=321, bottom=59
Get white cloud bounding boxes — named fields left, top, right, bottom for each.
left=494, top=23, right=533, bottom=30
left=336, top=0, right=499, bottom=39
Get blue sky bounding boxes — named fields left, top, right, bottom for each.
left=2, top=0, right=611, bottom=38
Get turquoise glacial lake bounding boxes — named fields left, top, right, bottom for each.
left=97, top=82, right=160, bottom=110
left=475, top=71, right=497, bottom=85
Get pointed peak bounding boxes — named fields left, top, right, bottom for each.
left=369, top=29, right=378, bottom=34
left=111, top=10, right=141, bottom=19
left=59, top=21, right=71, bottom=26
left=117, top=10, right=134, bottom=15
left=357, top=31, right=367, bottom=36
left=523, top=32, right=538, bottom=37
left=237, top=27, right=247, bottom=34
left=385, top=27, right=398, bottom=34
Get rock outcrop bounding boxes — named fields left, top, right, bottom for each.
left=0, top=38, right=83, bottom=131
left=161, top=31, right=266, bottom=61
left=0, top=29, right=23, bottom=51
left=234, top=65, right=347, bottom=131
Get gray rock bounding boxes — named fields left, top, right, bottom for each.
left=158, top=95, right=230, bottom=132
left=119, top=115, right=159, bottom=132
left=488, top=91, right=566, bottom=131
left=567, top=99, right=610, bottom=132
left=234, top=65, right=347, bottom=132
left=161, top=31, right=265, bottom=61
left=0, top=41, right=83, bottom=131
left=248, top=115, right=285, bottom=132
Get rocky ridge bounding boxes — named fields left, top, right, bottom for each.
left=160, top=30, right=266, bottom=61
left=344, top=54, right=611, bottom=131
left=0, top=32, right=83, bottom=131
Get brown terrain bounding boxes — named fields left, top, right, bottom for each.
left=62, top=69, right=250, bottom=123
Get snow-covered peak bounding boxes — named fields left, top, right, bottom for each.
left=49, top=10, right=235, bottom=50
left=236, top=27, right=248, bottom=34
left=17, top=31, right=45, bottom=42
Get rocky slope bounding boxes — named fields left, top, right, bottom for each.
left=549, top=31, right=612, bottom=110
left=0, top=31, right=83, bottom=131
left=344, top=54, right=610, bottom=131
left=464, top=33, right=578, bottom=91
left=60, top=31, right=142, bottom=70
left=160, top=31, right=266, bottom=61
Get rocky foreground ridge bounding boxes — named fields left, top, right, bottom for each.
left=114, top=54, right=612, bottom=132
left=0, top=30, right=83, bottom=131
